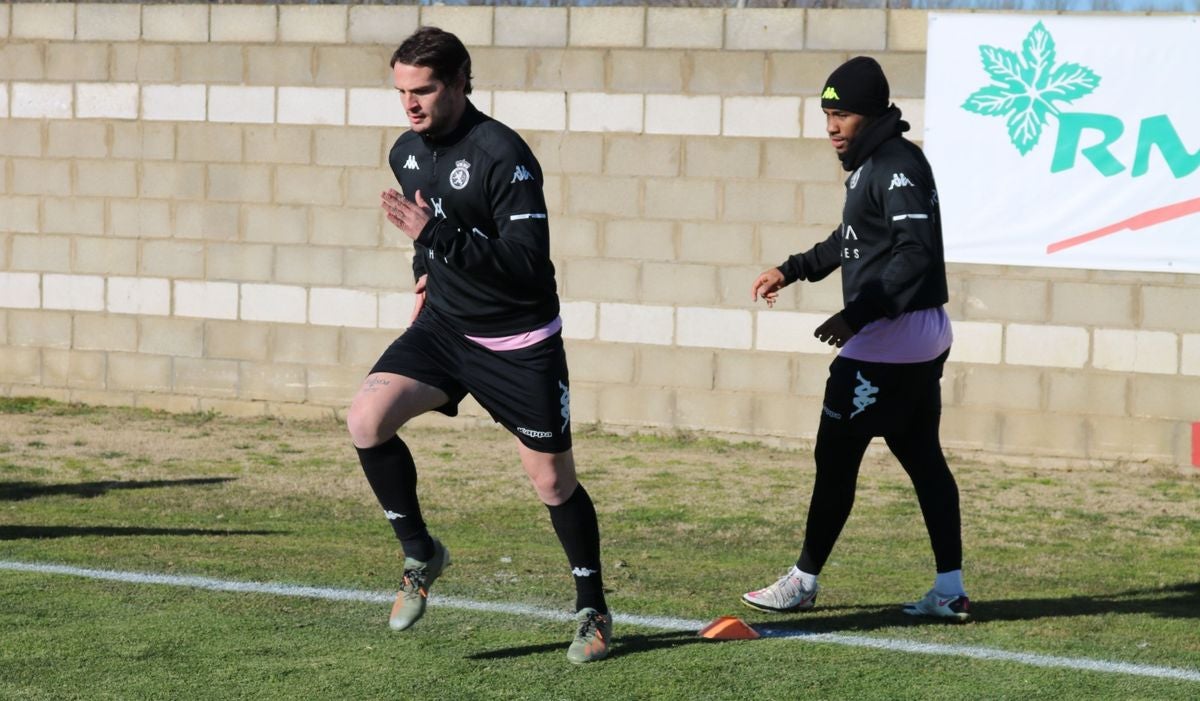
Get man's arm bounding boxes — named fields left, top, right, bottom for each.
left=416, top=148, right=549, bottom=281
left=779, top=227, right=843, bottom=284
left=752, top=227, right=843, bottom=307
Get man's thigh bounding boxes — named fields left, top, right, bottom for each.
left=368, top=318, right=469, bottom=417
left=460, top=334, right=573, bottom=454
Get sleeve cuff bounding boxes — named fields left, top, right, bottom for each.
left=414, top=218, right=442, bottom=249
left=840, top=299, right=880, bottom=333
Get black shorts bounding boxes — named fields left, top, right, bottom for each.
left=369, top=309, right=572, bottom=453
left=819, top=349, right=948, bottom=438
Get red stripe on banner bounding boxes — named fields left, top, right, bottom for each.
left=1193, top=423, right=1200, bottom=468
left=1046, top=196, right=1200, bottom=254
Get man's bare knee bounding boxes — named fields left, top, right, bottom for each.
left=530, top=473, right=567, bottom=503
left=347, top=404, right=392, bottom=449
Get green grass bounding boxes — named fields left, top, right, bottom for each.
left=1, top=399, right=1198, bottom=700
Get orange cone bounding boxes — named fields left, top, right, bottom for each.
left=698, top=616, right=760, bottom=640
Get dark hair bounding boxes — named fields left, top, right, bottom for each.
left=390, top=26, right=473, bottom=95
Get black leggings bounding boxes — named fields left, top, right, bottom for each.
left=797, top=364, right=962, bottom=575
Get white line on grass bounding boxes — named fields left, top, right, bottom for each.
left=3, top=560, right=1197, bottom=683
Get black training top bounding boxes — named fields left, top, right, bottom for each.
left=778, top=108, right=949, bottom=332
left=388, top=101, right=559, bottom=336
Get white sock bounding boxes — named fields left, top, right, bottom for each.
left=789, top=566, right=818, bottom=590
left=934, top=570, right=965, bottom=596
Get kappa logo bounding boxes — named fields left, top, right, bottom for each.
left=449, top=159, right=471, bottom=189
left=850, top=371, right=879, bottom=418
left=571, top=567, right=598, bottom=578
left=511, top=165, right=533, bottom=183
left=384, top=509, right=406, bottom=520
left=849, top=167, right=862, bottom=189
left=888, top=173, right=914, bottom=190
left=559, top=380, right=570, bottom=433
left=403, top=154, right=419, bottom=170
left=822, top=86, right=840, bottom=100
left=517, top=427, right=552, bottom=439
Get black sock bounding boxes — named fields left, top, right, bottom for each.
left=355, top=435, right=434, bottom=562
left=546, top=483, right=607, bottom=614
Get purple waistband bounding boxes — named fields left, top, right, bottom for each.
left=465, top=316, right=563, bottom=351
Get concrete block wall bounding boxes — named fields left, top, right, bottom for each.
left=1, top=4, right=1196, bottom=466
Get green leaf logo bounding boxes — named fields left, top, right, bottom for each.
left=962, top=22, right=1101, bottom=155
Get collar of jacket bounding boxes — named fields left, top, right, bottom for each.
left=422, top=99, right=484, bottom=148
left=837, top=105, right=911, bottom=172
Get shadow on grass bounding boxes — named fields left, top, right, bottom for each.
left=0, top=477, right=235, bottom=502
left=975, top=581, right=1200, bottom=623
left=750, top=582, right=1200, bottom=636
left=0, top=525, right=283, bottom=540
left=467, top=629, right=704, bottom=661
left=467, top=583, right=1200, bottom=660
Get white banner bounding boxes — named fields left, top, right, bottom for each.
left=925, top=14, right=1200, bottom=273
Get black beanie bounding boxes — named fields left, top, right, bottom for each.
left=820, top=56, right=890, bottom=118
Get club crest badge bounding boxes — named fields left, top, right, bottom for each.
left=449, top=159, right=471, bottom=190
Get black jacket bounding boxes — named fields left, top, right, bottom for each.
left=389, top=101, right=559, bottom=336
left=778, top=108, right=949, bottom=332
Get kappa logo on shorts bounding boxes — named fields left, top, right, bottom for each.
left=850, top=371, right=879, bottom=418
left=517, top=427, right=553, bottom=439
left=559, top=381, right=571, bottom=432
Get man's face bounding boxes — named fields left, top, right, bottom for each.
left=392, top=62, right=465, bottom=136
left=823, top=108, right=867, bottom=154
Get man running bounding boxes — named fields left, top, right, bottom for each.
left=346, top=27, right=612, bottom=662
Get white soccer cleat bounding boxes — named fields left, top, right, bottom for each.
left=903, top=589, right=971, bottom=622
left=741, top=570, right=819, bottom=613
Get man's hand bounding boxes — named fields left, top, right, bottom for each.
left=751, top=268, right=788, bottom=307
left=410, top=274, right=428, bottom=324
left=381, top=188, right=433, bottom=241
left=814, top=312, right=855, bottom=348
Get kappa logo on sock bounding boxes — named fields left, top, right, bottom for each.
left=571, top=567, right=598, bottom=578
left=384, top=509, right=407, bottom=520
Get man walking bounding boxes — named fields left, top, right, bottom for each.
left=743, top=57, right=969, bottom=621
left=346, top=27, right=612, bottom=662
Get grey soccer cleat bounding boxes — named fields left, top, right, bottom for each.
left=566, top=607, right=613, bottom=664
left=388, top=537, right=450, bottom=631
